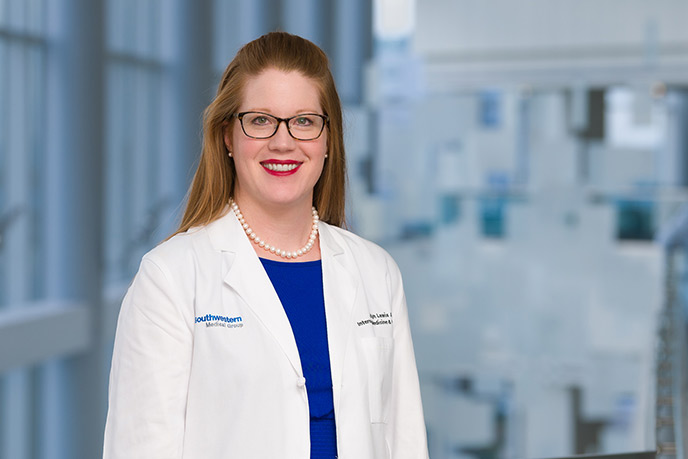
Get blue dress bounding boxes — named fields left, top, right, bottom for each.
left=260, top=258, right=337, bottom=459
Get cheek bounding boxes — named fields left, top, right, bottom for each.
left=232, top=134, right=260, bottom=160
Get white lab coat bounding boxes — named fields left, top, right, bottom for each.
left=103, top=209, right=428, bottom=459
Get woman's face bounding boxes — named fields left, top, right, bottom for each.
left=225, top=68, right=328, bottom=212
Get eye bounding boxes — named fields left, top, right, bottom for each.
left=252, top=115, right=271, bottom=125
left=293, top=116, right=314, bottom=127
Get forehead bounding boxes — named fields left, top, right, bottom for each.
left=240, top=68, right=322, bottom=114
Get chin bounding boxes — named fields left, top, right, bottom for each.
left=262, top=191, right=313, bottom=207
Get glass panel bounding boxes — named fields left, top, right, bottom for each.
left=25, top=0, right=43, bottom=35
left=104, top=63, right=125, bottom=283
left=213, top=0, right=239, bottom=72
left=106, top=0, right=121, bottom=51
left=105, top=0, right=166, bottom=283
left=105, top=63, right=164, bottom=281
left=145, top=69, right=161, bottom=198
left=3, top=0, right=43, bottom=33
left=121, top=0, right=135, bottom=53
left=0, top=3, right=45, bottom=450
left=26, top=43, right=44, bottom=299
left=0, top=41, right=6, bottom=308
left=108, top=0, right=144, bottom=55
left=139, top=0, right=157, bottom=57
left=0, top=0, right=45, bottom=310
left=129, top=0, right=142, bottom=55
left=7, top=0, right=23, bottom=31
left=4, top=40, right=42, bottom=304
left=0, top=0, right=6, bottom=28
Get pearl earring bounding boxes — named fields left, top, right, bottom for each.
left=228, top=151, right=233, bottom=158
left=325, top=154, right=328, bottom=158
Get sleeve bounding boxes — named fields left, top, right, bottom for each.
left=103, top=256, right=194, bottom=459
left=385, top=255, right=430, bottom=458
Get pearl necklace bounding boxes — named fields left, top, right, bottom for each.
left=230, top=199, right=319, bottom=259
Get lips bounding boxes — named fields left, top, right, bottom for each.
left=261, top=160, right=302, bottom=176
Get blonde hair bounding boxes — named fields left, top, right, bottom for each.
left=172, top=31, right=347, bottom=238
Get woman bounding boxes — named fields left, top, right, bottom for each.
left=104, top=32, right=428, bottom=459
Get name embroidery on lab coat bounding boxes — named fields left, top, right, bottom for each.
left=357, top=311, right=393, bottom=327
left=195, top=314, right=244, bottom=329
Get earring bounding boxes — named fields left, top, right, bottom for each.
left=325, top=154, right=328, bottom=158
left=228, top=151, right=233, bottom=158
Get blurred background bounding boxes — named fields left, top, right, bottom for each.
left=1, top=0, right=687, bottom=458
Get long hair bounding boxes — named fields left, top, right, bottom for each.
left=171, top=32, right=346, bottom=238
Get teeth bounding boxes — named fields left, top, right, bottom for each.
left=263, top=163, right=299, bottom=172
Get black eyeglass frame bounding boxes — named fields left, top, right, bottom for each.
left=233, top=111, right=329, bottom=141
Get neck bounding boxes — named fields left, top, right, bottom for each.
left=231, top=194, right=320, bottom=261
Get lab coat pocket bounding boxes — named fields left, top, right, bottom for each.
left=361, top=336, right=394, bottom=424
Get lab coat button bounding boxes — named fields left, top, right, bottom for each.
left=297, top=377, right=306, bottom=387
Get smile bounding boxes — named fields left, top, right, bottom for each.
left=263, top=163, right=299, bottom=172
left=261, top=161, right=302, bottom=176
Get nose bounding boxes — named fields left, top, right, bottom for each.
left=268, top=120, right=296, bottom=150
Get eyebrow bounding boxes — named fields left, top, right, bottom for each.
left=242, top=108, right=323, bottom=115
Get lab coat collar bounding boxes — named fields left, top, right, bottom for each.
left=206, top=208, right=359, bottom=397
left=204, top=206, right=347, bottom=256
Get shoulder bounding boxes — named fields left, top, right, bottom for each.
left=320, top=223, right=401, bottom=276
left=141, top=224, right=215, bottom=277
left=127, top=224, right=218, bottom=308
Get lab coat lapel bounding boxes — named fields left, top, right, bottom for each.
left=319, top=223, right=359, bottom=406
left=211, top=211, right=303, bottom=376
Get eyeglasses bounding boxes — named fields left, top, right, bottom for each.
left=233, top=111, right=329, bottom=141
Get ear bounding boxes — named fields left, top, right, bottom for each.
left=222, top=121, right=233, bottom=153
